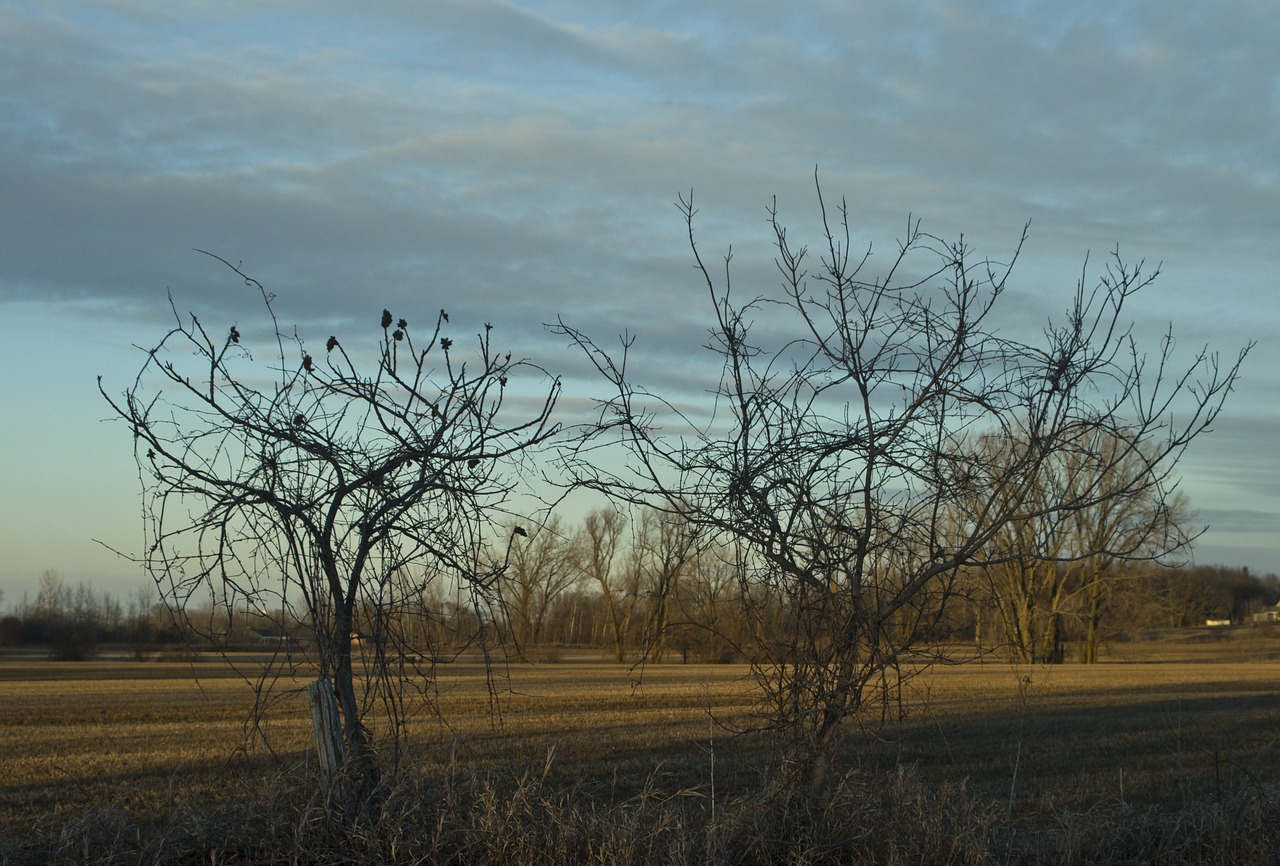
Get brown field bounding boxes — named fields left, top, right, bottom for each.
left=0, top=652, right=758, bottom=828
left=1, top=629, right=1278, bottom=862
left=4, top=630, right=1279, bottom=819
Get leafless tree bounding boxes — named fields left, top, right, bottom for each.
left=574, top=507, right=637, bottom=663
left=99, top=255, right=559, bottom=805
left=557, top=178, right=1249, bottom=784
left=1064, top=436, right=1194, bottom=663
left=974, top=429, right=1194, bottom=663
left=631, top=506, right=701, bottom=663
left=498, top=515, right=581, bottom=659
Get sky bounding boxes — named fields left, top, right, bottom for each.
left=1, top=1, right=1276, bottom=602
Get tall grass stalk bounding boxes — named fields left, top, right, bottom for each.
left=7, top=761, right=1279, bottom=866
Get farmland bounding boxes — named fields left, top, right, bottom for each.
left=2, top=630, right=1279, bottom=864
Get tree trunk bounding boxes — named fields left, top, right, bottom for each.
left=1042, top=611, right=1065, bottom=664
left=1079, top=612, right=1101, bottom=664
left=329, top=606, right=382, bottom=812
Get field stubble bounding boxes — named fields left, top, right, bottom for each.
left=1, top=634, right=1278, bottom=861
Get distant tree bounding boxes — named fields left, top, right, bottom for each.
left=0, top=615, right=19, bottom=647
left=631, top=506, right=701, bottom=662
left=673, top=539, right=747, bottom=663
left=498, top=516, right=581, bottom=659
left=1065, top=436, right=1194, bottom=662
left=100, top=256, right=559, bottom=807
left=543, top=586, right=600, bottom=648
left=574, top=507, right=639, bottom=662
left=32, top=569, right=101, bottom=660
left=1179, top=565, right=1277, bottom=623
left=558, top=180, right=1249, bottom=785
left=971, top=430, right=1193, bottom=663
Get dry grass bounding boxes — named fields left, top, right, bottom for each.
left=2, top=635, right=1278, bottom=864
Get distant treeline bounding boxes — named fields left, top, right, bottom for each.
left=3, top=518, right=1277, bottom=663
left=0, top=571, right=181, bottom=659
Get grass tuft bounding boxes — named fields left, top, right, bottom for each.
left=7, top=763, right=1278, bottom=865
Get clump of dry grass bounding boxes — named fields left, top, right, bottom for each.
left=8, top=760, right=1277, bottom=865
left=1012, top=784, right=1280, bottom=865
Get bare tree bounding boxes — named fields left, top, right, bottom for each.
left=967, top=432, right=1075, bottom=664
left=973, top=425, right=1201, bottom=664
left=100, top=256, right=559, bottom=805
left=1064, top=436, right=1194, bottom=663
left=557, top=179, right=1248, bottom=784
left=574, top=507, right=638, bottom=662
left=670, top=538, right=750, bottom=663
left=498, top=515, right=581, bottom=659
left=631, top=506, right=701, bottom=663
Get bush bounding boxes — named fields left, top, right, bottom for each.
left=47, top=631, right=97, bottom=661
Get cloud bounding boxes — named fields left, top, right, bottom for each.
left=1197, top=508, right=1280, bottom=535
left=1, top=0, right=1278, bottom=588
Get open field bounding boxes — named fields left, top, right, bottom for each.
left=1, top=632, right=1278, bottom=863
left=0, top=653, right=758, bottom=827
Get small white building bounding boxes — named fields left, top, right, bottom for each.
left=1249, top=604, right=1280, bottom=625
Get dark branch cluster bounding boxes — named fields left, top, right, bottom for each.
left=555, top=177, right=1250, bottom=779
left=100, top=185, right=1249, bottom=798
left=99, top=255, right=560, bottom=790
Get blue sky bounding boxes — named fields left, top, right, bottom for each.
left=1, top=1, right=1276, bottom=601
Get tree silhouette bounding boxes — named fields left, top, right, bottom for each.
left=557, top=179, right=1249, bottom=785
left=100, top=254, right=559, bottom=807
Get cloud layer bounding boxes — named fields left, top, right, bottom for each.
left=1, top=0, right=1275, bottom=591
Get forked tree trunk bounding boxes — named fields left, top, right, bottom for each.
left=321, top=605, right=382, bottom=815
